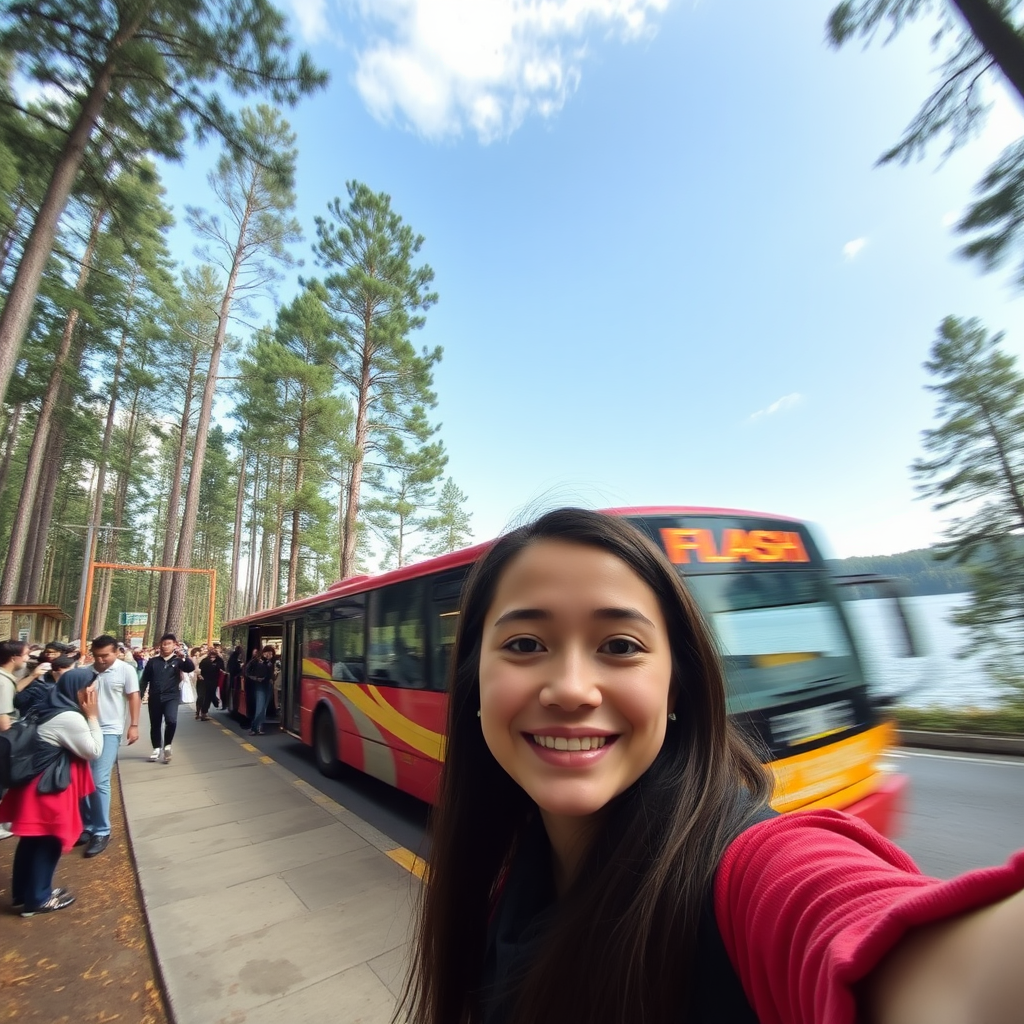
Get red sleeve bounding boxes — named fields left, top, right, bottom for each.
left=714, top=809, right=1024, bottom=1024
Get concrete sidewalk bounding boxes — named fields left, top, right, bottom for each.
left=119, top=713, right=419, bottom=1024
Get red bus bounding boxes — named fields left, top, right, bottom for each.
left=224, top=507, right=917, bottom=836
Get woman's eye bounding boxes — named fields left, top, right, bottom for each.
left=601, top=638, right=642, bottom=656
left=504, top=637, right=545, bottom=654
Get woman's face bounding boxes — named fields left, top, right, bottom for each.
left=479, top=540, right=674, bottom=825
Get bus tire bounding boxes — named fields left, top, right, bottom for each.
left=314, top=707, right=343, bottom=779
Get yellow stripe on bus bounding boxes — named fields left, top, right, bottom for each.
left=769, top=723, right=892, bottom=813
left=302, top=659, right=446, bottom=761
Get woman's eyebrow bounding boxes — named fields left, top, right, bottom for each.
left=493, top=608, right=550, bottom=627
left=593, top=607, right=655, bottom=628
left=491, top=607, right=655, bottom=628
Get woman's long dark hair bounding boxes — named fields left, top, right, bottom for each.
left=401, top=509, right=772, bottom=1024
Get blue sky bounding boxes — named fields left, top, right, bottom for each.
left=157, top=0, right=1024, bottom=558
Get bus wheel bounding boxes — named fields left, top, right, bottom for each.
left=314, top=709, right=343, bottom=779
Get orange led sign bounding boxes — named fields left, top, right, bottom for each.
left=660, top=527, right=810, bottom=565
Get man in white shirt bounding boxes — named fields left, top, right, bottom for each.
left=0, top=639, right=29, bottom=840
left=60, top=634, right=141, bottom=858
left=0, top=638, right=28, bottom=732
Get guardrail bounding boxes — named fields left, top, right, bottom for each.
left=897, top=729, right=1024, bottom=757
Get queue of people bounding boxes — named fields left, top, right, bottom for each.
left=1, top=630, right=253, bottom=919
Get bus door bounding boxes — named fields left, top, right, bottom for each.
left=281, top=617, right=303, bottom=735
left=832, top=574, right=926, bottom=708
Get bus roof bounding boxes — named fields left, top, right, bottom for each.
left=222, top=505, right=800, bottom=629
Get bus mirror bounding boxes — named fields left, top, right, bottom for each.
left=832, top=573, right=928, bottom=709
left=832, top=574, right=924, bottom=659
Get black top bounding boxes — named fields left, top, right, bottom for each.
left=140, top=654, right=195, bottom=700
left=244, top=657, right=275, bottom=685
left=479, top=803, right=776, bottom=1024
left=198, top=653, right=225, bottom=682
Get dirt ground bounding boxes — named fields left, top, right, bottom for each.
left=0, top=768, right=170, bottom=1024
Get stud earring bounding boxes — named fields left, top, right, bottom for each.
left=668, top=712, right=677, bottom=721
left=476, top=709, right=481, bottom=718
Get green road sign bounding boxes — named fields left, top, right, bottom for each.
left=118, top=612, right=149, bottom=626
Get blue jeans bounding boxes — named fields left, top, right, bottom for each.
left=12, top=835, right=62, bottom=909
left=251, top=681, right=271, bottom=732
left=81, top=734, right=120, bottom=838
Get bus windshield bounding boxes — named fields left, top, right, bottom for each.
left=683, top=570, right=860, bottom=714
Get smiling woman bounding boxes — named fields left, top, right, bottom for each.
left=400, top=508, right=1024, bottom=1024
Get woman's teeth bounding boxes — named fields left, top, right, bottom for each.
left=531, top=735, right=607, bottom=751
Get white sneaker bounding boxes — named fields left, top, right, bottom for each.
left=163, top=746, right=172, bottom=764
left=148, top=748, right=162, bottom=762
left=0, top=823, right=13, bottom=840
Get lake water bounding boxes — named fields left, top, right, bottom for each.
left=844, top=593, right=1008, bottom=709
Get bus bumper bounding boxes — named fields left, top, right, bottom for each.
left=842, top=773, right=908, bottom=838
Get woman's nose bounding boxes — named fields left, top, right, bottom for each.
left=540, top=647, right=602, bottom=710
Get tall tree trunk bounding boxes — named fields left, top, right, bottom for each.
left=269, top=454, right=285, bottom=606
left=0, top=204, right=105, bottom=603
left=0, top=194, right=26, bottom=283
left=951, top=0, right=1024, bottom=104
left=245, top=452, right=261, bottom=615
left=146, top=490, right=163, bottom=646
left=0, top=401, right=23, bottom=507
left=18, top=424, right=64, bottom=603
left=83, top=304, right=133, bottom=629
left=155, top=357, right=198, bottom=633
left=0, top=9, right=146, bottom=409
left=165, top=200, right=252, bottom=633
left=341, top=346, right=373, bottom=578
left=287, top=448, right=305, bottom=604
left=225, top=448, right=246, bottom=621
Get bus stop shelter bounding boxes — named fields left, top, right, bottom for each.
left=0, top=604, right=69, bottom=645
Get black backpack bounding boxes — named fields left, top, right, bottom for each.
left=0, top=712, right=71, bottom=793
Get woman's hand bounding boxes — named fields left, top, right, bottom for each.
left=79, top=685, right=99, bottom=721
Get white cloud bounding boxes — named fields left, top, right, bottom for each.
left=291, top=0, right=331, bottom=41
left=749, top=392, right=802, bottom=423
left=348, top=0, right=671, bottom=143
left=842, top=237, right=867, bottom=259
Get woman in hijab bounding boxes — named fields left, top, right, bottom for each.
left=0, top=673, right=102, bottom=916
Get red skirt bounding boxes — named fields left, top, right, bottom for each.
left=0, top=758, right=96, bottom=853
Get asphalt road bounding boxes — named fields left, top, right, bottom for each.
left=890, top=748, right=1024, bottom=877
left=224, top=713, right=1024, bottom=878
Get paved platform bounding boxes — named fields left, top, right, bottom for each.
left=119, top=713, right=421, bottom=1024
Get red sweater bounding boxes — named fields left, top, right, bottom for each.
left=715, top=809, right=1024, bottom=1024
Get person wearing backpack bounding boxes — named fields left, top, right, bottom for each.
left=0, top=672, right=102, bottom=916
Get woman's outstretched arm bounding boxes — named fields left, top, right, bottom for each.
left=863, top=886, right=1024, bottom=1024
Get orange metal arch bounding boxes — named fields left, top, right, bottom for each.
left=80, top=562, right=217, bottom=647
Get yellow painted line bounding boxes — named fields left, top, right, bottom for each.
left=259, top=755, right=274, bottom=765
left=221, top=728, right=233, bottom=735
left=387, top=847, right=427, bottom=880
left=293, top=778, right=305, bottom=787
left=241, top=742, right=257, bottom=752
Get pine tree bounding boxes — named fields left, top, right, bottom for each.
left=364, top=431, right=447, bottom=569
left=0, top=0, right=327, bottom=411
left=311, top=182, right=441, bottom=578
left=165, top=106, right=301, bottom=633
left=912, top=315, right=1024, bottom=670
left=827, top=1, right=1024, bottom=284
left=421, top=477, right=474, bottom=555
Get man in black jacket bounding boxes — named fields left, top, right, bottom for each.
left=139, top=633, right=195, bottom=764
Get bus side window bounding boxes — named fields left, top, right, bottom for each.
left=304, top=621, right=331, bottom=675
left=368, top=581, right=427, bottom=688
left=431, top=570, right=467, bottom=691
left=331, top=596, right=365, bottom=682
